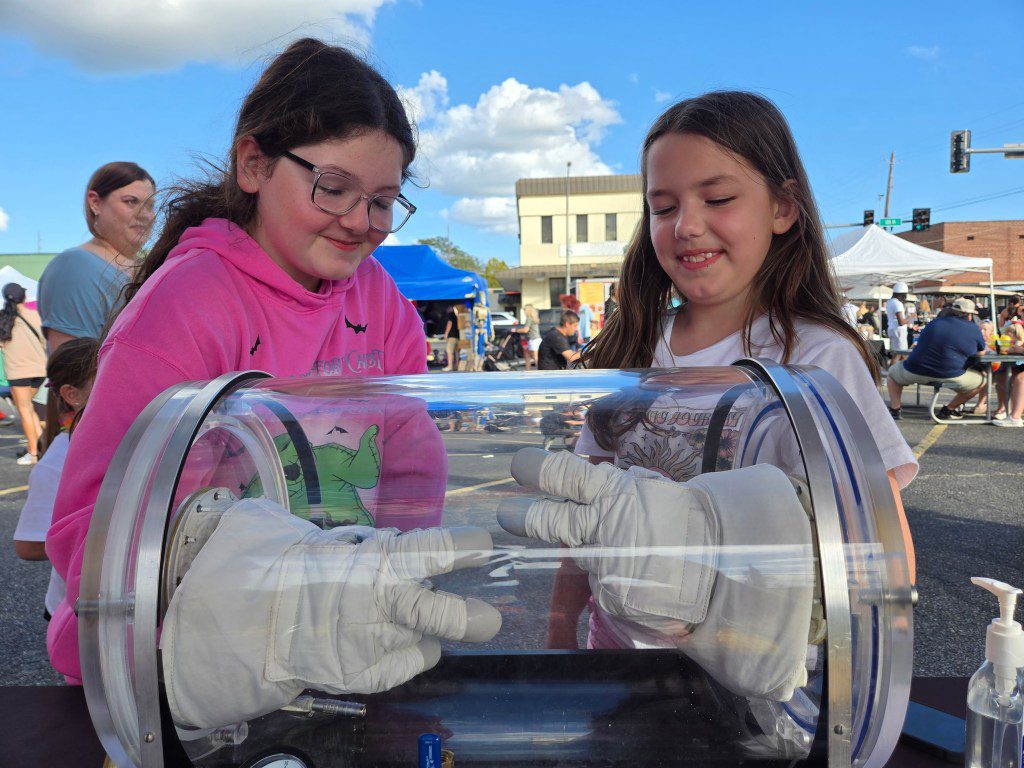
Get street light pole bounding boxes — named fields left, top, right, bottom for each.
left=564, top=161, right=572, bottom=302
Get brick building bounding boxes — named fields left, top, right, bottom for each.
left=897, top=220, right=1024, bottom=285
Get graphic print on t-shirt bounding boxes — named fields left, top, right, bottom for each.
left=242, top=424, right=382, bottom=527
left=617, top=405, right=745, bottom=482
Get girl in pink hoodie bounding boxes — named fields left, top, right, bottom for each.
left=46, top=38, right=438, bottom=681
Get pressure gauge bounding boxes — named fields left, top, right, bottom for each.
left=247, top=753, right=309, bottom=768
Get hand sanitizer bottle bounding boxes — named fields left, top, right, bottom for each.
left=966, top=577, right=1024, bottom=768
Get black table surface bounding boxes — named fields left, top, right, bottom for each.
left=0, top=677, right=971, bottom=767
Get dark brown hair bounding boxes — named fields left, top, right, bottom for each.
left=85, top=162, right=155, bottom=237
left=580, top=91, right=879, bottom=382
left=41, top=337, right=100, bottom=455
left=119, top=37, right=416, bottom=316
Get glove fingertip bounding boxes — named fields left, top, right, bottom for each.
left=511, top=447, right=549, bottom=488
left=496, top=497, right=533, bottom=537
left=462, top=598, right=502, bottom=642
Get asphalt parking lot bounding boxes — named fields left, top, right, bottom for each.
left=0, top=385, right=1020, bottom=686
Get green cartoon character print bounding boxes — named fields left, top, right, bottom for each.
left=243, top=425, right=382, bottom=528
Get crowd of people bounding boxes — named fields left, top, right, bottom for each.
left=14, top=35, right=1021, bottom=732
left=868, top=282, right=1024, bottom=426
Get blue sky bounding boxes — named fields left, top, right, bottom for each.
left=1, top=0, right=1022, bottom=265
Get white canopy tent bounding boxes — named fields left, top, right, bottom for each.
left=829, top=225, right=995, bottom=311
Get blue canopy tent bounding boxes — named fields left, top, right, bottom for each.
left=372, top=244, right=492, bottom=360
left=372, top=245, right=487, bottom=301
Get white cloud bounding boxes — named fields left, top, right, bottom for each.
left=398, top=70, right=449, bottom=126
left=0, top=0, right=389, bottom=72
left=447, top=197, right=519, bottom=235
left=408, top=74, right=620, bottom=233
left=906, top=45, right=940, bottom=61
left=0, top=207, right=8, bottom=232
left=654, top=90, right=672, bottom=104
left=629, top=72, right=640, bottom=85
left=382, top=232, right=401, bottom=245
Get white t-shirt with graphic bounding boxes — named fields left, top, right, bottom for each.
left=575, top=312, right=917, bottom=489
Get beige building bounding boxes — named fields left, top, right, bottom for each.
left=499, top=174, right=643, bottom=309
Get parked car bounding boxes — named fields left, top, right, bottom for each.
left=490, top=311, right=519, bottom=336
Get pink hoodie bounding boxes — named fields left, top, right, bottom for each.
left=46, top=218, right=435, bottom=681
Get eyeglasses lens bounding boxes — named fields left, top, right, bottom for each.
left=313, top=173, right=411, bottom=233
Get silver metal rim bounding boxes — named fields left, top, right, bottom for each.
left=80, top=381, right=196, bottom=768
left=80, top=371, right=268, bottom=768
left=793, top=365, right=914, bottom=768
left=134, top=371, right=269, bottom=766
left=735, top=358, right=855, bottom=768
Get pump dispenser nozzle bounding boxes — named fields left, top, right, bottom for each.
left=971, top=577, right=1024, bottom=699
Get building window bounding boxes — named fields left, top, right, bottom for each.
left=605, top=213, right=617, bottom=241
left=540, top=216, right=553, bottom=244
left=549, top=278, right=566, bottom=308
left=967, top=235, right=975, bottom=241
left=577, top=214, right=588, bottom=243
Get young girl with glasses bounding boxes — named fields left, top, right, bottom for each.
left=46, top=38, right=440, bottom=684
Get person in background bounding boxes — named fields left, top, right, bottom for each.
left=860, top=303, right=878, bottom=337
left=999, top=295, right=1022, bottom=330
left=886, top=282, right=910, bottom=363
left=841, top=295, right=859, bottom=327
left=442, top=303, right=462, bottom=371
left=577, top=301, right=595, bottom=344
left=918, top=296, right=931, bottom=317
left=38, top=162, right=156, bottom=352
left=538, top=310, right=581, bottom=370
left=522, top=304, right=542, bottom=370
left=604, top=282, right=618, bottom=321
left=13, top=338, right=99, bottom=620
left=0, top=284, right=47, bottom=464
left=991, top=318, right=1024, bottom=425
left=886, top=298, right=987, bottom=421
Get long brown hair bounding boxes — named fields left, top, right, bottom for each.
left=114, top=37, right=416, bottom=324
left=41, top=337, right=99, bottom=456
left=581, top=91, right=879, bottom=382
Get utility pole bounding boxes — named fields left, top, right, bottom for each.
left=564, top=161, right=572, bottom=300
left=883, top=152, right=895, bottom=220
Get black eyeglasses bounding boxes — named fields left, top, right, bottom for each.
left=281, top=151, right=416, bottom=234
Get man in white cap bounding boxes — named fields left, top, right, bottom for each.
left=885, top=282, right=911, bottom=363
left=886, top=297, right=987, bottom=420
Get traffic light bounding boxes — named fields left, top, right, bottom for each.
left=912, top=208, right=931, bottom=231
left=950, top=130, right=971, bottom=173
left=863, top=210, right=874, bottom=226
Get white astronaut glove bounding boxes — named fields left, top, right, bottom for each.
left=498, top=449, right=814, bottom=702
left=162, top=498, right=501, bottom=729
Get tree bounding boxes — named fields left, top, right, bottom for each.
left=417, top=236, right=508, bottom=287
left=417, top=236, right=478, bottom=273
left=482, top=257, right=510, bottom=288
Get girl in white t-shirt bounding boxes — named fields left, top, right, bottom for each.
left=12, top=338, right=98, bottom=618
left=546, top=92, right=918, bottom=649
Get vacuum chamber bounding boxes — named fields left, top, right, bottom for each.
left=78, top=360, right=913, bottom=768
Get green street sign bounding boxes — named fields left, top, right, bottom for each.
left=879, top=217, right=902, bottom=226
